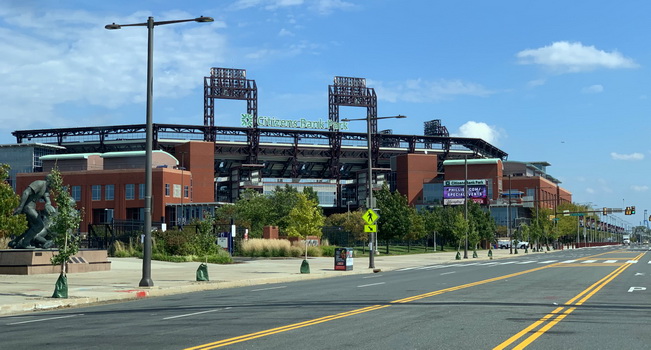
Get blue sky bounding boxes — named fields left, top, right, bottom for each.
left=1, top=0, right=650, bottom=228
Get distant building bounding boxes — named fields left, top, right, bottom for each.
left=0, top=143, right=64, bottom=190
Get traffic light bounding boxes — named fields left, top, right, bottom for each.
left=625, top=207, right=631, bottom=215
left=603, top=207, right=608, bottom=215
left=631, top=206, right=636, bottom=215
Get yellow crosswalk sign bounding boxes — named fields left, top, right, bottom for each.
left=363, top=209, right=379, bottom=224
left=364, top=224, right=377, bottom=233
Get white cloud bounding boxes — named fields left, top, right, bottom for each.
left=371, top=78, right=495, bottom=103
left=278, top=28, right=294, bottom=36
left=231, top=0, right=356, bottom=14
left=526, top=79, right=546, bottom=88
left=581, top=84, right=604, bottom=94
left=453, top=121, right=503, bottom=145
left=0, top=8, right=227, bottom=132
left=311, top=0, right=357, bottom=14
left=585, top=188, right=595, bottom=194
left=610, top=152, right=644, bottom=161
left=517, top=41, right=638, bottom=73
left=631, top=185, right=649, bottom=192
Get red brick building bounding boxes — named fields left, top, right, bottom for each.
left=15, top=141, right=214, bottom=232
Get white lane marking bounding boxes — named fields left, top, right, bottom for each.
left=440, top=271, right=456, bottom=275
left=581, top=260, right=597, bottom=264
left=604, top=260, right=618, bottom=263
left=561, top=260, right=577, bottom=263
left=627, top=260, right=638, bottom=264
left=498, top=261, right=516, bottom=265
left=478, top=262, right=498, bottom=265
left=7, top=314, right=84, bottom=325
left=396, top=267, right=418, bottom=271
left=421, top=265, right=447, bottom=270
left=635, top=273, right=645, bottom=276
left=250, top=286, right=287, bottom=292
left=362, top=274, right=383, bottom=279
left=515, top=261, right=536, bottom=264
left=163, top=308, right=230, bottom=320
left=357, top=282, right=386, bottom=288
left=539, top=260, right=558, bottom=264
left=628, top=287, right=647, bottom=293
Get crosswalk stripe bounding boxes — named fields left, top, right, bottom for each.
left=604, top=260, right=617, bottom=263
left=581, top=260, right=597, bottom=263
left=627, top=260, right=638, bottom=263
left=539, top=260, right=558, bottom=264
left=561, top=260, right=577, bottom=263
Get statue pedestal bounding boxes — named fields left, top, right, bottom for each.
left=0, top=249, right=111, bottom=275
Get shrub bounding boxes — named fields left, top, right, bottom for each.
left=0, top=237, right=9, bottom=249
left=241, top=238, right=295, bottom=257
left=109, top=240, right=141, bottom=257
left=321, top=245, right=336, bottom=257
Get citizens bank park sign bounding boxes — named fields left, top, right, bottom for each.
left=241, top=114, right=349, bottom=131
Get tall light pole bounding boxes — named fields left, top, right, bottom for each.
left=106, top=15, right=214, bottom=287
left=463, top=156, right=468, bottom=259
left=342, top=115, right=406, bottom=269
left=507, top=174, right=512, bottom=254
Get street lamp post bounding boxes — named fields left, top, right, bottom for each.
left=341, top=115, right=406, bottom=269
left=106, top=15, right=214, bottom=287
left=463, top=156, right=468, bottom=259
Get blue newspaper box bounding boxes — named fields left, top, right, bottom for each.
left=334, top=247, right=353, bottom=271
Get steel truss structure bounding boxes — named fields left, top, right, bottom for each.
left=12, top=68, right=508, bottom=204
left=12, top=123, right=508, bottom=180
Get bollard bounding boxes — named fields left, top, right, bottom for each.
left=196, top=263, right=209, bottom=281
left=300, top=259, right=310, bottom=274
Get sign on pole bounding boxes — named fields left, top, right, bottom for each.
left=364, top=224, right=377, bottom=233
left=363, top=209, right=379, bottom=225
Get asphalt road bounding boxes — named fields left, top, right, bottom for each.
left=2, top=246, right=649, bottom=350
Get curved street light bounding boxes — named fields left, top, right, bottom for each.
left=105, top=15, right=214, bottom=287
left=341, top=115, right=407, bottom=269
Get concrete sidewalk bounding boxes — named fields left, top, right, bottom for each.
left=0, top=248, right=558, bottom=316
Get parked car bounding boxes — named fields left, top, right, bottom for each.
left=497, top=240, right=529, bottom=249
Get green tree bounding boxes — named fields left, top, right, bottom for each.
left=325, top=210, right=366, bottom=244
left=404, top=207, right=426, bottom=252
left=452, top=212, right=469, bottom=251
left=285, top=194, right=325, bottom=258
left=468, top=201, right=496, bottom=248
left=48, top=168, right=82, bottom=298
left=302, top=186, right=320, bottom=206
left=376, top=184, right=410, bottom=254
left=269, top=185, right=301, bottom=233
left=420, top=207, right=442, bottom=250
left=232, top=189, right=273, bottom=238
left=0, top=164, right=27, bottom=239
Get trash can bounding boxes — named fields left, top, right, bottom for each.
left=334, top=247, right=353, bottom=271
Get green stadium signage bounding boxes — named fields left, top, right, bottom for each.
left=241, top=114, right=349, bottom=131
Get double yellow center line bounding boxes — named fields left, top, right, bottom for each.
left=186, top=251, right=642, bottom=350
left=493, top=251, right=645, bottom=350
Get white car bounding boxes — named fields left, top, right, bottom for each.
left=497, top=240, right=529, bottom=249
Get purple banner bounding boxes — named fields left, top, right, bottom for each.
left=443, top=186, right=487, bottom=199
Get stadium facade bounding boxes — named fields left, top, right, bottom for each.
left=5, top=68, right=572, bottom=234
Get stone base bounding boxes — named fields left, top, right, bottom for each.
left=0, top=249, right=111, bottom=275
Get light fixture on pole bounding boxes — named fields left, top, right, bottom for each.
left=341, top=115, right=406, bottom=269
left=106, top=15, right=214, bottom=287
